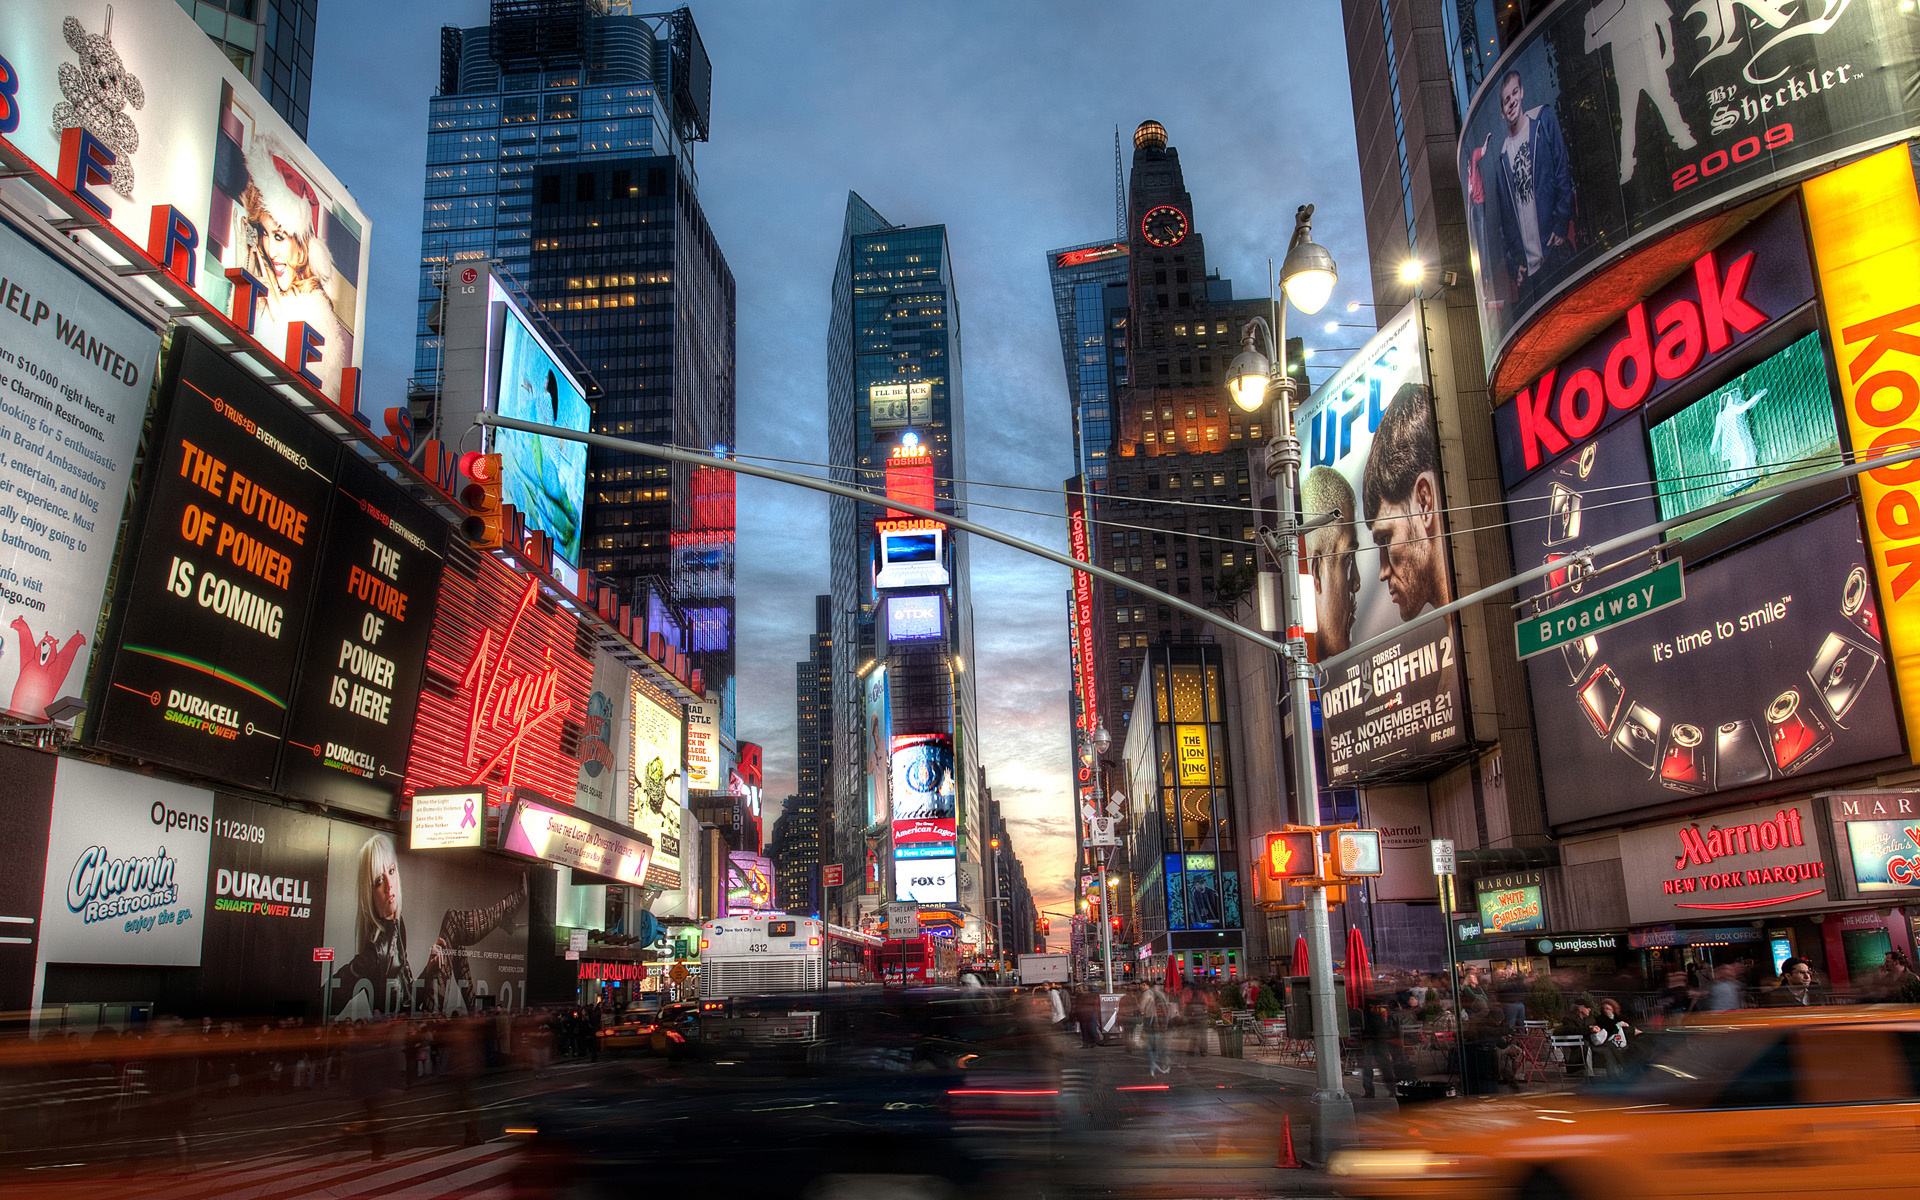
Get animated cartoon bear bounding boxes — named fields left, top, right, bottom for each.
left=52, top=10, right=144, bottom=199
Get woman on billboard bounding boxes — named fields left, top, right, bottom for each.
left=333, top=835, right=528, bottom=1019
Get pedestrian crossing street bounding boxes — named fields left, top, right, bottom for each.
left=0, top=1140, right=523, bottom=1199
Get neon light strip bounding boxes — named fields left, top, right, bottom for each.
left=1673, top=889, right=1824, bottom=911
left=122, top=646, right=286, bottom=708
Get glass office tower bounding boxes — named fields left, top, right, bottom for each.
left=1046, top=239, right=1131, bottom=488
left=178, top=0, right=318, bottom=140
left=413, top=3, right=734, bottom=722
left=827, top=194, right=984, bottom=945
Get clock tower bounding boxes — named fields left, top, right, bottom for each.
left=1125, top=120, right=1214, bottom=366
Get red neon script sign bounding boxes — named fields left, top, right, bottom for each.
left=457, top=577, right=569, bottom=789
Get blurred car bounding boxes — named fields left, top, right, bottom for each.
left=1330, top=1006, right=1920, bottom=1199
left=596, top=1002, right=700, bottom=1057
left=513, top=988, right=1064, bottom=1199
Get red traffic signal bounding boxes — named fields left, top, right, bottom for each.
left=1262, top=830, right=1317, bottom=881
left=458, top=452, right=503, bottom=550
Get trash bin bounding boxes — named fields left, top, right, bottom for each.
left=1219, top=1026, right=1244, bottom=1058
left=1463, top=1042, right=1501, bottom=1094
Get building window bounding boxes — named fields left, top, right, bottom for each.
left=1174, top=552, right=1188, bottom=569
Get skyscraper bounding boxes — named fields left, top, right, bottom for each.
left=784, top=594, right=833, bottom=916
left=1046, top=239, right=1131, bottom=488
left=416, top=3, right=736, bottom=736
left=179, top=0, right=318, bottom=140
left=827, top=194, right=983, bottom=944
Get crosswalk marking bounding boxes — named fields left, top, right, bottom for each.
left=0, top=1141, right=523, bottom=1199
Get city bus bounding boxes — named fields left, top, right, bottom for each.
left=878, top=934, right=962, bottom=986
left=699, top=914, right=824, bottom=1000
left=826, top=923, right=885, bottom=985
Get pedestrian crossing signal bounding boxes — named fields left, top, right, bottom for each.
left=1262, top=831, right=1317, bottom=881
left=459, top=452, right=503, bottom=550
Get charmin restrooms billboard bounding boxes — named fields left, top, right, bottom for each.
left=0, top=0, right=371, bottom=411
left=1458, top=0, right=1920, bottom=379
left=1295, top=304, right=1468, bottom=782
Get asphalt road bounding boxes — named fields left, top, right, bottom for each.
left=0, top=1042, right=1355, bottom=1199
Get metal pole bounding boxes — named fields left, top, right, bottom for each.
left=1262, top=259, right=1355, bottom=1160
left=1440, top=875, right=1467, bottom=1094
left=1099, top=851, right=1115, bottom=995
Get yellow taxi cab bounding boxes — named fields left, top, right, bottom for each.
left=1330, top=1006, right=1920, bottom=1199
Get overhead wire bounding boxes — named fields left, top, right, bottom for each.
left=685, top=440, right=1877, bottom=568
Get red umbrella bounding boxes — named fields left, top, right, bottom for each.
left=1346, top=927, right=1372, bottom=1011
left=1290, top=936, right=1309, bottom=977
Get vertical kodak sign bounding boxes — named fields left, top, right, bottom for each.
left=1806, top=147, right=1920, bottom=741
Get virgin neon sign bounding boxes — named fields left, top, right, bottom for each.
left=458, top=577, right=569, bottom=790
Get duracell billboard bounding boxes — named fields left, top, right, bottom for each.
left=91, top=335, right=339, bottom=788
left=91, top=333, right=444, bottom=815
left=1497, top=199, right=1904, bottom=826
left=1458, top=0, right=1920, bottom=377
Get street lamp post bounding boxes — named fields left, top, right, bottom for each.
left=1227, top=203, right=1354, bottom=1160
left=989, top=834, right=1005, bottom=976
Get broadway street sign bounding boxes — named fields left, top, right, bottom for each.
left=1516, top=559, right=1685, bottom=661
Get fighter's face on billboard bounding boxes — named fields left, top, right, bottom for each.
left=1370, top=471, right=1447, bottom=621
left=1309, top=522, right=1361, bottom=655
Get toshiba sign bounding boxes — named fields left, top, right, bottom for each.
left=1492, top=199, right=1815, bottom=487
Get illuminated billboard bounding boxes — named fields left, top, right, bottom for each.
left=91, top=335, right=339, bottom=789
left=1456, top=0, right=1920, bottom=380
left=400, top=550, right=593, bottom=810
left=670, top=531, right=734, bottom=601
left=488, top=279, right=589, bottom=565
left=410, top=788, right=486, bottom=850
left=885, top=436, right=937, bottom=519
left=0, top=220, right=157, bottom=723
left=726, top=851, right=774, bottom=915
left=883, top=593, right=944, bottom=644
left=685, top=698, right=721, bottom=791
left=501, top=789, right=652, bottom=887
left=890, top=734, right=955, bottom=820
left=629, top=679, right=685, bottom=889
left=873, top=520, right=949, bottom=590
left=894, top=817, right=956, bottom=860
left=865, top=668, right=891, bottom=827
left=894, top=857, right=957, bottom=904
left=0, top=0, right=370, bottom=411
left=1806, top=148, right=1920, bottom=777
left=1296, top=305, right=1467, bottom=781
left=869, top=380, right=932, bottom=428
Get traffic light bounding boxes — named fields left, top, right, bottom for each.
left=1333, top=829, right=1384, bottom=877
left=1262, top=830, right=1318, bottom=881
left=1038, top=916, right=1051, bottom=934
left=1109, top=916, right=1121, bottom=932
left=459, top=452, right=503, bottom=550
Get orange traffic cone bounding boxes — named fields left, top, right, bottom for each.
left=1275, top=1114, right=1301, bottom=1168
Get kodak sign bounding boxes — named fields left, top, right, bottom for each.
left=1491, top=198, right=1814, bottom=487
left=1806, top=148, right=1920, bottom=748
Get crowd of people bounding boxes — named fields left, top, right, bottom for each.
left=1342, top=949, right=1920, bottom=1095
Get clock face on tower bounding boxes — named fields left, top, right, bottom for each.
left=1141, top=204, right=1189, bottom=248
